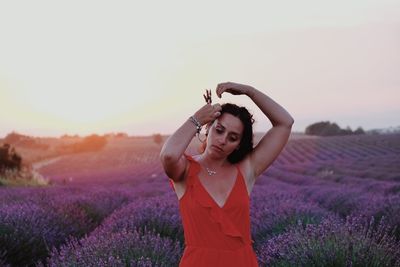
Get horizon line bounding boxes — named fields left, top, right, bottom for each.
left=1, top=126, right=400, bottom=139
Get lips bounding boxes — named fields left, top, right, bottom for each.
left=212, top=145, right=223, bottom=152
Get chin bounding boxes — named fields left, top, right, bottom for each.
left=210, top=150, right=230, bottom=160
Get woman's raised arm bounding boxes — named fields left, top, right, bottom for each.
left=216, top=82, right=294, bottom=179
left=160, top=103, right=221, bottom=181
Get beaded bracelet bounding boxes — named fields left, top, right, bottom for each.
left=189, top=116, right=202, bottom=134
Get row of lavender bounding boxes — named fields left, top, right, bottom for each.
left=38, top=133, right=400, bottom=185
left=1, top=175, right=399, bottom=266
left=1, top=133, right=399, bottom=266
left=43, top=177, right=399, bottom=266
left=0, top=185, right=138, bottom=266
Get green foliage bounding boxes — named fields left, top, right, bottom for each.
left=75, top=134, right=108, bottom=152
left=353, top=127, right=365, bottom=135
left=0, top=143, right=48, bottom=186
left=58, top=134, right=108, bottom=153
left=3, top=132, right=25, bottom=144
left=115, top=132, right=128, bottom=138
left=152, top=133, right=163, bottom=145
left=0, top=167, right=49, bottom=187
left=305, top=121, right=365, bottom=136
left=0, top=144, right=22, bottom=172
left=18, top=139, right=49, bottom=150
left=3, top=131, right=48, bottom=150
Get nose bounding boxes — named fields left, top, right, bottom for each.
left=217, top=134, right=227, bottom=145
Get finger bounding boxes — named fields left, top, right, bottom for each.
left=213, top=103, right=222, bottom=111
left=216, top=85, right=223, bottom=98
left=214, top=111, right=221, bottom=118
left=219, top=87, right=227, bottom=98
left=204, top=90, right=211, bottom=104
left=205, top=89, right=212, bottom=104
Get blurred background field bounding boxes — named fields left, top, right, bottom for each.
left=1, top=0, right=399, bottom=265
left=0, top=131, right=399, bottom=266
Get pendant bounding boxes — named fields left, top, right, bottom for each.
left=206, top=167, right=217, bottom=176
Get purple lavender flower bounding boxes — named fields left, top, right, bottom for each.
left=44, top=227, right=183, bottom=267
left=257, top=215, right=400, bottom=266
left=93, top=195, right=184, bottom=243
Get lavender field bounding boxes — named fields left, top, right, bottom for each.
left=1, top=133, right=400, bottom=266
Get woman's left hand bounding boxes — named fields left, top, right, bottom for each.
left=216, top=82, right=254, bottom=98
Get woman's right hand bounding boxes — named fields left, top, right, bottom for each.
left=193, top=104, right=222, bottom=125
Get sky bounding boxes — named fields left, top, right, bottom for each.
left=0, top=0, right=399, bottom=137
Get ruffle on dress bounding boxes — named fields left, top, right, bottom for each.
left=183, top=153, right=250, bottom=246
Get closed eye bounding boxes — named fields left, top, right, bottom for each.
left=216, top=128, right=223, bottom=134
left=215, top=127, right=239, bottom=142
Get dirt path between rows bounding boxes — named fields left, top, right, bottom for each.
left=32, top=156, right=64, bottom=172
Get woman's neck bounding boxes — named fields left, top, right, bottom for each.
left=198, top=152, right=230, bottom=169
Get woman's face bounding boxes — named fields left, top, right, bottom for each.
left=206, top=113, right=243, bottom=158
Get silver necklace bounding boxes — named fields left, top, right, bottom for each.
left=205, top=167, right=217, bottom=176
left=198, top=155, right=217, bottom=176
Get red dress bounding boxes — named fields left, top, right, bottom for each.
left=169, top=154, right=259, bottom=267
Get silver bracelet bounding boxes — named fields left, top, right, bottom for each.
left=189, top=116, right=202, bottom=134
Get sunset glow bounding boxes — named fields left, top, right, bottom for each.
left=0, top=0, right=399, bottom=137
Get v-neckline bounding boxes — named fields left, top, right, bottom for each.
left=196, top=165, right=239, bottom=209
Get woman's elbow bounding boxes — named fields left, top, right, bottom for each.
left=283, top=118, right=294, bottom=127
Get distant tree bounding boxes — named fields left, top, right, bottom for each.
left=18, top=138, right=49, bottom=150
left=153, top=133, right=163, bottom=145
left=354, top=127, right=365, bottom=135
left=2, top=132, right=50, bottom=150
left=339, top=126, right=353, bottom=135
left=0, top=143, right=22, bottom=172
left=305, top=121, right=365, bottom=136
left=116, top=132, right=128, bottom=138
left=4, top=132, right=26, bottom=144
left=103, top=133, right=115, bottom=138
left=61, top=134, right=74, bottom=139
left=305, top=121, right=340, bottom=136
left=58, top=134, right=107, bottom=154
left=73, top=134, right=107, bottom=152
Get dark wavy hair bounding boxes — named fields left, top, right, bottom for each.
left=201, top=103, right=255, bottom=164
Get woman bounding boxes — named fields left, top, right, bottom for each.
left=160, top=82, right=294, bottom=266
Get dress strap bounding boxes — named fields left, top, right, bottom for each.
left=168, top=178, right=175, bottom=192
left=183, top=153, right=195, bottom=162
left=234, top=163, right=243, bottom=179
left=183, top=153, right=201, bottom=186
left=233, top=163, right=250, bottom=199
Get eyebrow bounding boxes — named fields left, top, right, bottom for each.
left=216, top=123, right=241, bottom=137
